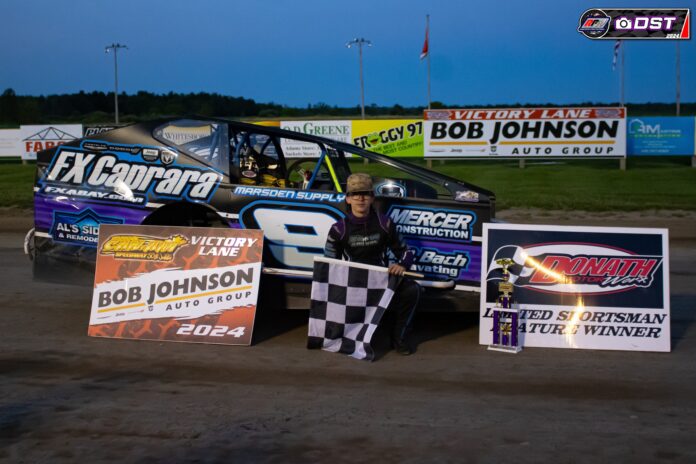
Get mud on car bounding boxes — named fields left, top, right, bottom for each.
left=30, top=118, right=495, bottom=310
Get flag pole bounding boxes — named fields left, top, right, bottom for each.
left=426, top=14, right=431, bottom=110
left=620, top=41, right=625, bottom=107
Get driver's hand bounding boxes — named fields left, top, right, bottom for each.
left=388, top=264, right=406, bottom=276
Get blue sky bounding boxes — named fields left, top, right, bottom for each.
left=1, top=0, right=693, bottom=107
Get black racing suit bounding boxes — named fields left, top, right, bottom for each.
left=324, top=209, right=420, bottom=342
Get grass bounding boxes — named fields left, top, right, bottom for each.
left=1, top=157, right=695, bottom=212
left=0, top=161, right=34, bottom=209
left=351, top=157, right=696, bottom=211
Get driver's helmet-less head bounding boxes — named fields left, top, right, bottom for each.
left=240, top=145, right=259, bottom=182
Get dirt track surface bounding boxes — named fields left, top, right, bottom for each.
left=1, top=209, right=696, bottom=463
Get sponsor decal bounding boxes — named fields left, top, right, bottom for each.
left=375, top=181, right=406, bottom=198
left=141, top=148, right=159, bottom=162
left=352, top=120, right=424, bottom=157
left=23, top=127, right=77, bottom=153
left=279, top=121, right=352, bottom=158
left=578, top=8, right=690, bottom=40
left=423, top=110, right=452, bottom=120
left=50, top=209, right=124, bottom=247
left=100, top=234, right=189, bottom=261
left=89, top=225, right=263, bottom=346
left=41, top=148, right=222, bottom=203
left=160, top=149, right=176, bottom=165
left=20, top=124, right=82, bottom=161
left=388, top=205, right=476, bottom=241
left=83, top=142, right=109, bottom=151
left=486, top=243, right=662, bottom=295
left=233, top=185, right=346, bottom=203
left=577, top=9, right=612, bottom=37
left=431, top=118, right=619, bottom=146
left=455, top=190, right=480, bottom=202
left=159, top=124, right=212, bottom=144
left=80, top=140, right=140, bottom=155
left=424, top=107, right=626, bottom=158
left=41, top=185, right=147, bottom=205
left=83, top=125, right=121, bottom=137
left=412, top=247, right=469, bottom=278
left=627, top=117, right=695, bottom=156
left=282, top=121, right=350, bottom=137
left=480, top=224, right=670, bottom=352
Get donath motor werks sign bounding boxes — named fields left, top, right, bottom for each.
left=88, top=225, right=263, bottom=345
left=480, top=223, right=670, bottom=352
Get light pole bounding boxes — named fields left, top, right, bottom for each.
left=346, top=38, right=371, bottom=119
left=105, top=43, right=128, bottom=124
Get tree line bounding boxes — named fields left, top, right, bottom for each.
left=0, top=88, right=693, bottom=126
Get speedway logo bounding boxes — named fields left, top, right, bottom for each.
left=578, top=8, right=690, bottom=40
left=100, top=234, right=189, bottom=261
left=42, top=148, right=222, bottom=202
left=487, top=243, right=662, bottom=295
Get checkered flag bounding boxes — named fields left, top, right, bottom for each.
left=308, top=256, right=398, bottom=361
left=486, top=245, right=534, bottom=284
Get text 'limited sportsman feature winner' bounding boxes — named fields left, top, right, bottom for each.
left=480, top=223, right=670, bottom=352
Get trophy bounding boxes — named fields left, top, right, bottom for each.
left=488, top=258, right=522, bottom=353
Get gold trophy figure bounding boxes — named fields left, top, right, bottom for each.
left=488, top=258, right=522, bottom=353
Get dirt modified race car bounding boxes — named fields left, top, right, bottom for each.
left=30, top=118, right=495, bottom=310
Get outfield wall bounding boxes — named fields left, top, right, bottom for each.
left=1, top=116, right=694, bottom=159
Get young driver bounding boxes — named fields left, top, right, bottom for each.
left=324, top=173, right=420, bottom=355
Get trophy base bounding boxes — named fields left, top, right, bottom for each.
left=488, top=344, right=523, bottom=354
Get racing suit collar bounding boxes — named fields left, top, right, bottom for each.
left=347, top=208, right=374, bottom=224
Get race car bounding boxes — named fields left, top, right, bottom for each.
left=29, top=117, right=495, bottom=310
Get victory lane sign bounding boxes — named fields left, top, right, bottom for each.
left=88, top=224, right=264, bottom=345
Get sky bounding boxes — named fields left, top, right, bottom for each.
left=1, top=0, right=694, bottom=107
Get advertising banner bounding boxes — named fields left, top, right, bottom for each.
left=480, top=223, right=670, bottom=352
left=19, top=124, right=83, bottom=161
left=424, top=107, right=626, bottom=158
left=88, top=225, right=264, bottom=345
left=83, top=125, right=124, bottom=137
left=249, top=120, right=281, bottom=127
left=0, top=128, right=20, bottom=157
left=351, top=119, right=424, bottom=157
left=627, top=116, right=695, bottom=156
left=279, top=120, right=352, bottom=158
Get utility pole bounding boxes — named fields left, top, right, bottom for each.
left=346, top=38, right=372, bottom=119
left=105, top=43, right=128, bottom=124
left=676, top=41, right=681, bottom=116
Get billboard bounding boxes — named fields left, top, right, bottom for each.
left=278, top=120, right=424, bottom=158
left=351, top=120, right=424, bottom=157
left=89, top=225, right=264, bottom=345
left=627, top=116, right=695, bottom=156
left=19, top=124, right=83, bottom=161
left=480, top=223, right=670, bottom=352
left=424, top=107, right=626, bottom=158
left=279, top=120, right=352, bottom=158
left=0, top=128, right=20, bottom=157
